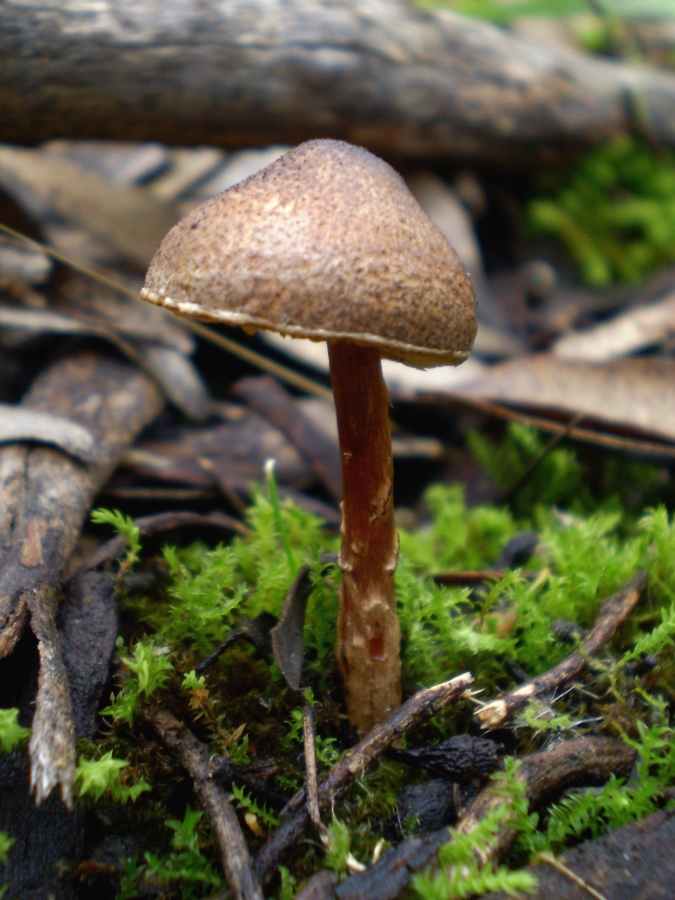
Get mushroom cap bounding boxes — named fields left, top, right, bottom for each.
left=142, top=140, right=476, bottom=368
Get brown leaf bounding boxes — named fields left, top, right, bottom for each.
left=459, top=354, right=675, bottom=444
left=271, top=565, right=313, bottom=691
left=142, top=345, right=210, bottom=423
left=53, top=274, right=195, bottom=356
left=552, top=290, right=675, bottom=361
left=0, top=146, right=177, bottom=268
left=0, top=238, right=51, bottom=285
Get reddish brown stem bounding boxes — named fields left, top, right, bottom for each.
left=328, top=341, right=401, bottom=733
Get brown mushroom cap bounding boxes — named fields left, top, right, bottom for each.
left=142, top=140, right=477, bottom=368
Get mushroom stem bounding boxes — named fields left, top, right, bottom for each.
left=328, top=341, right=401, bottom=733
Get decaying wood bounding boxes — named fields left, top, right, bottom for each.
left=484, top=809, right=675, bottom=900
left=477, top=570, right=648, bottom=729
left=0, top=558, right=119, bottom=898
left=387, top=733, right=501, bottom=782
left=397, top=779, right=461, bottom=834
left=142, top=704, right=265, bottom=900
left=4, top=0, right=675, bottom=163
left=254, top=672, right=473, bottom=880
left=297, top=737, right=635, bottom=900
left=0, top=349, right=164, bottom=806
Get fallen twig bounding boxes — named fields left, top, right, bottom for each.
left=81, top=509, right=246, bottom=572
left=195, top=611, right=279, bottom=676
left=142, top=704, right=264, bottom=900
left=296, top=737, right=635, bottom=900
left=537, top=852, right=608, bottom=900
left=476, top=570, right=648, bottom=729
left=433, top=570, right=507, bottom=587
left=499, top=411, right=586, bottom=504
left=254, top=672, right=473, bottom=880
left=303, top=702, right=322, bottom=835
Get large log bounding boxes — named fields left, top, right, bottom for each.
left=2, top=0, right=675, bottom=163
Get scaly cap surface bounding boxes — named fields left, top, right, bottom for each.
left=142, top=140, right=476, bottom=367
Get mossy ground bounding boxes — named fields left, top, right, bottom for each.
left=4, top=425, right=675, bottom=898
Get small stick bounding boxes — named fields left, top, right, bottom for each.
left=302, top=737, right=635, bottom=900
left=476, top=570, right=648, bottom=729
left=303, top=701, right=322, bottom=834
left=82, top=509, right=246, bottom=572
left=447, top=393, right=675, bottom=460
left=254, top=672, right=473, bottom=880
left=195, top=631, right=241, bottom=675
left=537, top=851, right=608, bottom=900
left=433, top=570, right=507, bottom=587
left=142, top=704, right=264, bottom=900
left=303, top=701, right=366, bottom=874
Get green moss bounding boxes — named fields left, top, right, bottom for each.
left=529, top=136, right=675, bottom=286
left=0, top=708, right=29, bottom=754
left=413, top=0, right=586, bottom=19
left=82, top=430, right=675, bottom=898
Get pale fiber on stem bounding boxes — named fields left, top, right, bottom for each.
left=329, top=342, right=401, bottom=734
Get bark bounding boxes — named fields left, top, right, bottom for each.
left=0, top=569, right=119, bottom=899
left=0, top=349, right=164, bottom=805
left=484, top=809, right=675, bottom=900
left=3, top=0, right=675, bottom=163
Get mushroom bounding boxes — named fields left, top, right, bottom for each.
left=141, top=140, right=476, bottom=733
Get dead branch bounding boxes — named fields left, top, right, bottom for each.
left=254, top=672, right=473, bottom=880
left=3, top=0, right=675, bottom=163
left=477, top=570, right=648, bottom=729
left=297, top=736, right=635, bottom=900
left=142, top=704, right=265, bottom=900
left=0, top=349, right=164, bottom=806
